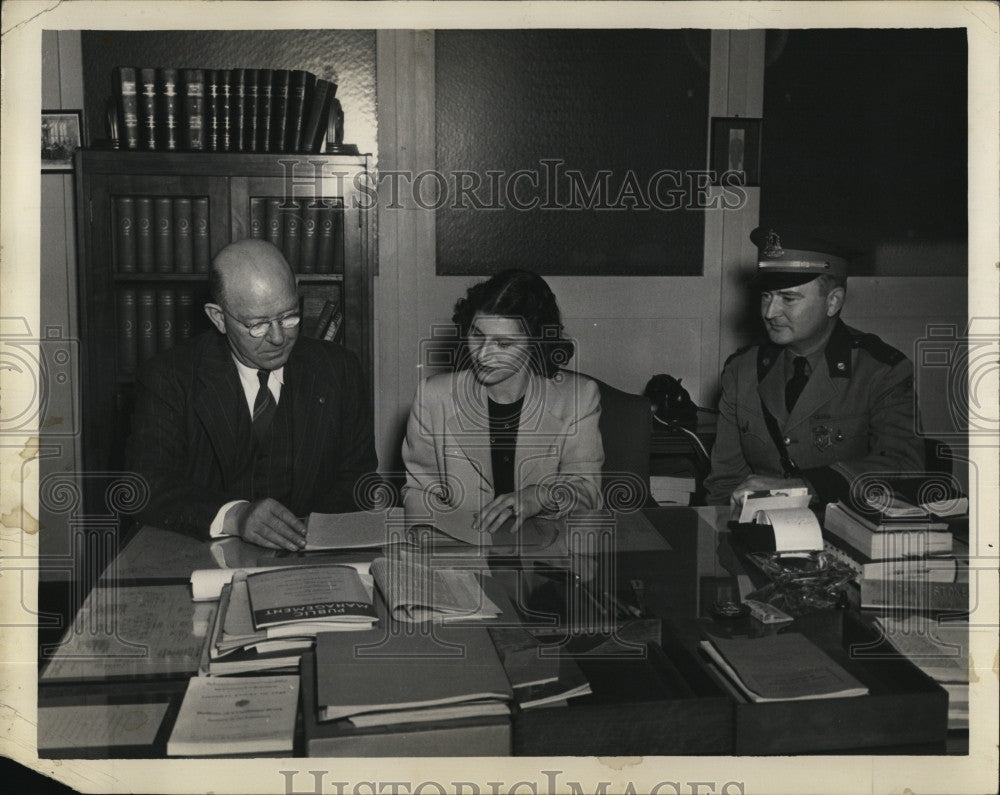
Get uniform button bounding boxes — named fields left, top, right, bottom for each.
left=837, top=362, right=846, bottom=371
left=783, top=436, right=792, bottom=445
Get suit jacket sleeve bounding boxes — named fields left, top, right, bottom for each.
left=127, top=355, right=234, bottom=537
left=550, top=376, right=603, bottom=512
left=704, top=359, right=752, bottom=505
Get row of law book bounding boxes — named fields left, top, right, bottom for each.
left=113, top=66, right=337, bottom=154
left=117, top=288, right=204, bottom=372
left=822, top=487, right=969, bottom=612
left=114, top=196, right=211, bottom=274
left=248, top=197, right=344, bottom=274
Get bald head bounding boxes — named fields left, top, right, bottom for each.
left=205, top=239, right=302, bottom=370
left=210, top=239, right=296, bottom=307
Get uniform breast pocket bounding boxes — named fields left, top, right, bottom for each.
left=734, top=401, right=779, bottom=466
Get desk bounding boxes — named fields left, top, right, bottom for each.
left=37, top=507, right=956, bottom=757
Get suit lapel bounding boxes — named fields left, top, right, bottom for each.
left=757, top=358, right=787, bottom=424
left=286, top=345, right=331, bottom=510
left=513, top=373, right=557, bottom=486
left=785, top=365, right=833, bottom=431
left=445, top=370, right=494, bottom=493
left=193, top=335, right=250, bottom=474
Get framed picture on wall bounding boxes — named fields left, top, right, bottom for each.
left=41, top=109, right=83, bottom=172
left=710, top=117, right=762, bottom=187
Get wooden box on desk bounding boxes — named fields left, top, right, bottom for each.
left=299, top=649, right=511, bottom=757
left=512, top=637, right=732, bottom=756
left=700, top=612, right=949, bottom=755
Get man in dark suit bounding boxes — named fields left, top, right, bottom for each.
left=127, top=239, right=378, bottom=549
left=705, top=227, right=924, bottom=506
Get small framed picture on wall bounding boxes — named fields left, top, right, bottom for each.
left=41, top=109, right=84, bottom=172
left=710, top=117, right=762, bottom=187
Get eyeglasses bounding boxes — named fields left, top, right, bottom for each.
left=218, top=307, right=301, bottom=338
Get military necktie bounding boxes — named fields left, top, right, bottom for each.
left=785, top=356, right=810, bottom=413
left=252, top=369, right=277, bottom=441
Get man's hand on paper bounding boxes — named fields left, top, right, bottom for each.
left=225, top=498, right=307, bottom=550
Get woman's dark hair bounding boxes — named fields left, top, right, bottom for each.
left=451, top=269, right=574, bottom=378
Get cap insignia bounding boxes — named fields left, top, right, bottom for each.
left=762, top=230, right=784, bottom=259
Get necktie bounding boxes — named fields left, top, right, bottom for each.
left=785, top=356, right=810, bottom=413
left=252, top=369, right=277, bottom=441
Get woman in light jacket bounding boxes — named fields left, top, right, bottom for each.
left=402, top=269, right=603, bottom=533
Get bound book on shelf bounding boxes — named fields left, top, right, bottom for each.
left=270, top=69, right=292, bottom=152
left=257, top=68, right=274, bottom=152
left=289, top=69, right=317, bottom=151
left=314, top=201, right=337, bottom=273
left=299, top=200, right=320, bottom=272
left=157, top=68, right=180, bottom=151
left=156, top=289, right=175, bottom=352
left=230, top=68, right=247, bottom=152
left=243, top=68, right=260, bottom=152
left=192, top=197, right=210, bottom=272
left=135, top=196, right=154, bottom=271
left=153, top=197, right=173, bottom=273
left=314, top=625, right=513, bottom=723
left=138, top=68, right=157, bottom=150
left=302, top=77, right=334, bottom=153
left=699, top=633, right=868, bottom=703
left=205, top=69, right=220, bottom=151
left=167, top=674, right=299, bottom=756
left=282, top=203, right=302, bottom=271
left=172, top=198, right=193, bottom=273
left=176, top=289, right=196, bottom=341
left=180, top=68, right=205, bottom=150
left=115, top=196, right=136, bottom=272
left=265, top=198, right=283, bottom=250
left=824, top=502, right=952, bottom=559
left=117, top=289, right=137, bottom=374
left=137, top=288, right=157, bottom=362
left=218, top=69, right=233, bottom=151
left=244, top=564, right=378, bottom=633
left=113, top=66, right=140, bottom=150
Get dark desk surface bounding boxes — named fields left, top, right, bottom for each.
left=37, top=507, right=962, bottom=757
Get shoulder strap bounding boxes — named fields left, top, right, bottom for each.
left=759, top=398, right=800, bottom=477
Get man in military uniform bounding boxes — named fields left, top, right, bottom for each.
left=704, top=227, right=924, bottom=505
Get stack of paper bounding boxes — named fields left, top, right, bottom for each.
left=699, top=633, right=869, bottom=703
left=201, top=564, right=378, bottom=675
left=875, top=615, right=969, bottom=730
left=313, top=626, right=513, bottom=726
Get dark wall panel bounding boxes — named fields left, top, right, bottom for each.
left=760, top=28, right=967, bottom=276
left=436, top=30, right=711, bottom=276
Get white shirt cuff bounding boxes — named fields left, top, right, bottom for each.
left=210, top=500, right=247, bottom=537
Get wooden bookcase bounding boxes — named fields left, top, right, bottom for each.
left=74, top=150, right=373, bottom=498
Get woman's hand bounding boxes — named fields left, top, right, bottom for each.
left=474, top=485, right=548, bottom=534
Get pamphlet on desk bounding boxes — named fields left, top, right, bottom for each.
left=305, top=507, right=495, bottom=551
left=245, top=563, right=378, bottom=630
left=699, top=633, right=869, bottom=703
left=167, top=674, right=299, bottom=756
left=370, top=555, right=501, bottom=624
